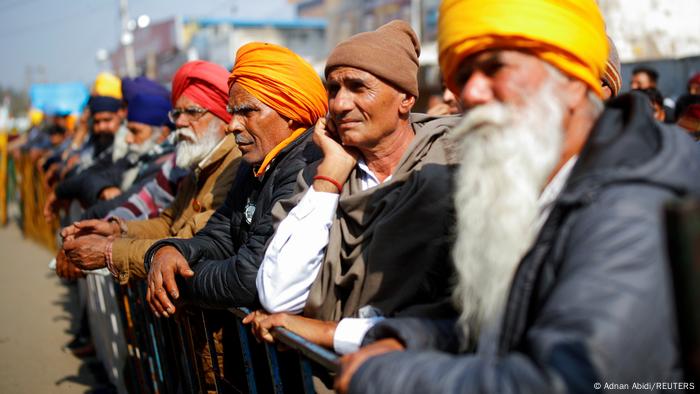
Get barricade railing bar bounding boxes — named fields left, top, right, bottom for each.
left=229, top=308, right=341, bottom=373
left=6, top=152, right=345, bottom=393
left=113, top=282, right=339, bottom=393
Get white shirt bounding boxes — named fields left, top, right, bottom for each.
left=257, top=157, right=576, bottom=355
left=257, top=160, right=391, bottom=354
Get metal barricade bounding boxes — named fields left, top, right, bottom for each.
left=11, top=152, right=341, bottom=393
left=14, top=152, right=58, bottom=251
left=113, top=293, right=341, bottom=393
left=0, top=132, right=8, bottom=225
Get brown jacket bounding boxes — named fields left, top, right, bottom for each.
left=111, top=135, right=241, bottom=283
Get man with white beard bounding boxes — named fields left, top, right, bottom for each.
left=334, top=0, right=700, bottom=393
left=59, top=61, right=241, bottom=284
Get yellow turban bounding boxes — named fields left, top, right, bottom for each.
left=92, top=72, right=122, bottom=99
left=228, top=42, right=328, bottom=176
left=29, top=108, right=44, bottom=126
left=438, top=0, right=608, bottom=97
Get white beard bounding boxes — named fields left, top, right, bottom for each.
left=127, top=127, right=160, bottom=156
left=175, top=122, right=222, bottom=169
left=451, top=77, right=566, bottom=348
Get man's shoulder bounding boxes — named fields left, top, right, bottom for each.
left=274, top=130, right=323, bottom=180
left=410, top=112, right=462, bottom=131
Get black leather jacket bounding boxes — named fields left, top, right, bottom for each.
left=145, top=128, right=322, bottom=308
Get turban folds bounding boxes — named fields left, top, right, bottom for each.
left=125, top=94, right=171, bottom=126
left=88, top=96, right=122, bottom=114
left=89, top=72, right=123, bottom=114
left=325, top=20, right=421, bottom=97
left=172, top=61, right=231, bottom=123
left=92, top=72, right=122, bottom=99
left=438, top=0, right=608, bottom=97
left=228, top=42, right=328, bottom=176
left=121, top=77, right=171, bottom=126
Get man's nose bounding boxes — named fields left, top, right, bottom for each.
left=460, top=71, right=494, bottom=109
left=174, top=115, right=189, bottom=130
left=329, top=88, right=354, bottom=116
left=226, top=115, right=243, bottom=135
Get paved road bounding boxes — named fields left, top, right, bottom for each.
left=0, top=224, right=98, bottom=393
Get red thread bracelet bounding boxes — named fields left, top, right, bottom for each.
left=313, top=175, right=343, bottom=193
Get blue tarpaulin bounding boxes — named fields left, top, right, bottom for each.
left=29, top=82, right=89, bottom=116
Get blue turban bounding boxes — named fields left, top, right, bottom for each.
left=121, top=77, right=169, bottom=102
left=126, top=93, right=171, bottom=126
left=88, top=95, right=122, bottom=114
left=121, top=77, right=172, bottom=126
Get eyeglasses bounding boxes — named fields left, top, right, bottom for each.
left=168, top=107, right=208, bottom=123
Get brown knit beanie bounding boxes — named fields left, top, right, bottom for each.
left=325, top=20, right=421, bottom=97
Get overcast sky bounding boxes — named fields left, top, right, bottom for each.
left=0, top=0, right=295, bottom=91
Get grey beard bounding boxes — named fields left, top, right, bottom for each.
left=175, top=122, right=222, bottom=169
left=450, top=77, right=565, bottom=350
left=127, top=126, right=161, bottom=156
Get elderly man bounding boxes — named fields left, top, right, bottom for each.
left=57, top=61, right=241, bottom=284
left=245, top=20, right=459, bottom=355
left=143, top=42, right=327, bottom=317
left=335, top=0, right=700, bottom=393
left=47, top=77, right=172, bottom=215
left=43, top=84, right=126, bottom=220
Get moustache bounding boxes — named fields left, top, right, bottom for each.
left=235, top=135, right=253, bottom=145
left=175, top=127, right=198, bottom=143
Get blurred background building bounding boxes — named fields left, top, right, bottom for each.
left=2, top=0, right=700, bottom=123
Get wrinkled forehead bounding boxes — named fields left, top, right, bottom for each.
left=227, top=82, right=265, bottom=109
left=326, top=66, right=378, bottom=85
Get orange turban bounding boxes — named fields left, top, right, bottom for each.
left=228, top=42, right=327, bottom=176
left=438, top=0, right=608, bottom=98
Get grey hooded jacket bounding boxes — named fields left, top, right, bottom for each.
left=350, top=93, right=700, bottom=394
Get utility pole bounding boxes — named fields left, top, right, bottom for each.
left=119, top=0, right=136, bottom=77
left=410, top=0, right=423, bottom=42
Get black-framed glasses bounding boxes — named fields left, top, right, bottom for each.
left=168, top=107, right=208, bottom=123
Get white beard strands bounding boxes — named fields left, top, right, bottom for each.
left=175, top=122, right=221, bottom=169
left=450, top=75, right=566, bottom=348
left=127, top=126, right=162, bottom=156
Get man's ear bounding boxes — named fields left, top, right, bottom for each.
left=155, top=126, right=170, bottom=144
left=561, top=79, right=588, bottom=110
left=399, top=93, right=416, bottom=116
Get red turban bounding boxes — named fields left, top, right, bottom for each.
left=172, top=60, right=231, bottom=123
